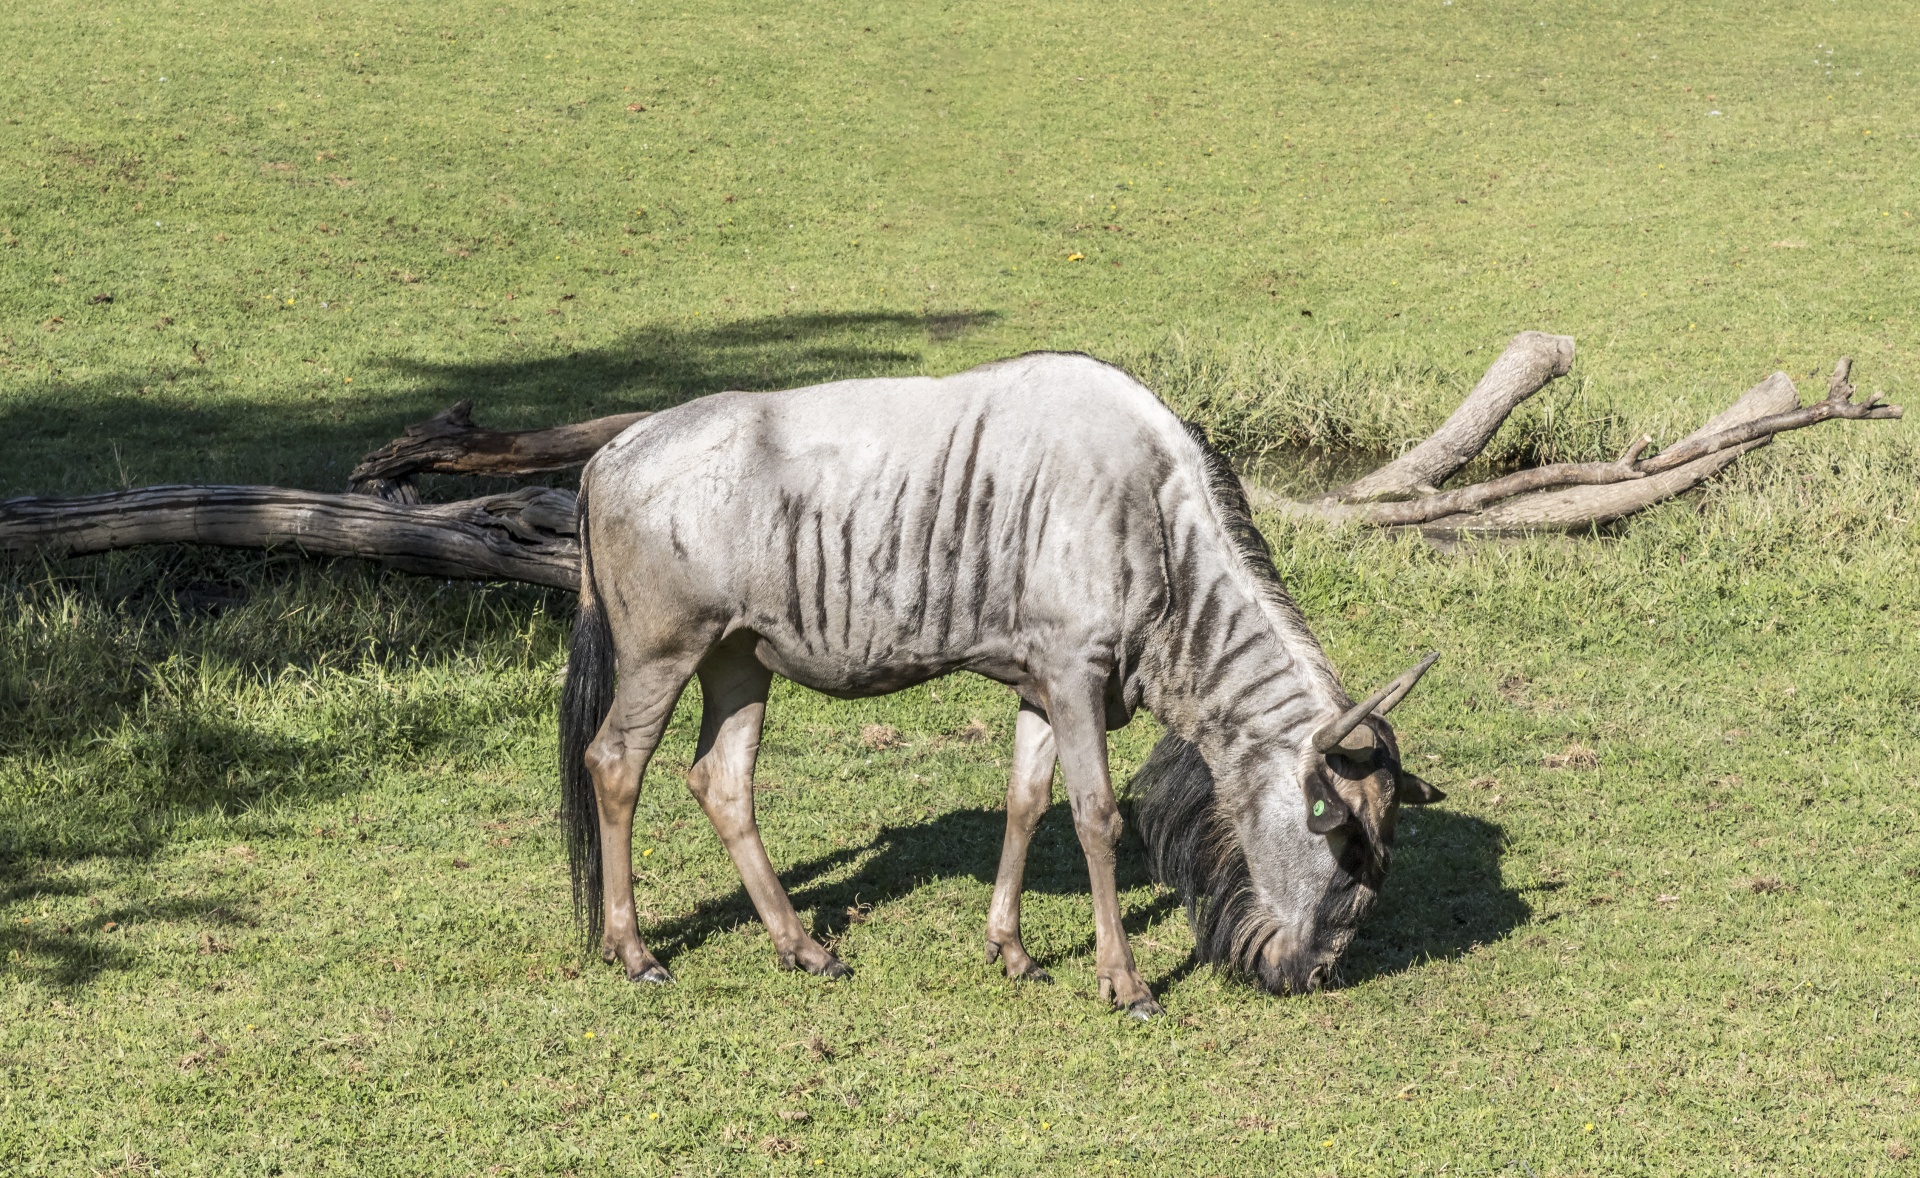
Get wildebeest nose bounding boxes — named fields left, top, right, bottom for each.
left=1256, top=950, right=1328, bottom=996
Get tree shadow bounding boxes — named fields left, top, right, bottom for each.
left=0, top=669, right=503, bottom=865
left=0, top=885, right=256, bottom=988
left=1338, top=809, right=1530, bottom=985
left=0, top=568, right=560, bottom=984
left=0, top=547, right=573, bottom=883
left=379, top=309, right=1002, bottom=426
left=0, top=306, right=997, bottom=879
left=0, top=309, right=1000, bottom=497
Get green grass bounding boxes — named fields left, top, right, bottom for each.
left=4, top=0, right=1919, bottom=1173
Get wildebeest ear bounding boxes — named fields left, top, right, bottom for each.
left=1303, top=772, right=1353, bottom=834
left=1395, top=772, right=1446, bottom=806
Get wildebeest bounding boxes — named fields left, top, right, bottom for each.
left=560, top=352, right=1441, bottom=1016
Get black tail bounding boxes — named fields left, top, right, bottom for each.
left=560, top=481, right=615, bottom=953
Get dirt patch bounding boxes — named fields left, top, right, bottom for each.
left=859, top=723, right=903, bottom=750
left=951, top=717, right=993, bottom=744
left=1542, top=743, right=1599, bottom=770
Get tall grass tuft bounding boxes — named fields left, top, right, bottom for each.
left=1115, top=330, right=1632, bottom=480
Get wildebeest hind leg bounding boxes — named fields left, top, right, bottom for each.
left=687, top=640, right=849, bottom=979
left=984, top=701, right=1056, bottom=983
left=587, top=656, right=702, bottom=984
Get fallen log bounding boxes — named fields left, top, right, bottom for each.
left=348, top=401, right=649, bottom=501
left=0, top=484, right=580, bottom=590
left=1318, top=331, right=1578, bottom=504
left=3, top=341, right=1899, bottom=588
left=1250, top=350, right=1899, bottom=536
left=356, top=337, right=1892, bottom=540
left=1412, top=374, right=1793, bottom=534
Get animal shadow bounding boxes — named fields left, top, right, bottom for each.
left=638, top=802, right=1518, bottom=992
left=1338, top=808, right=1529, bottom=984
left=641, top=802, right=1179, bottom=971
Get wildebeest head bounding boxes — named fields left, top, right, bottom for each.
left=1133, top=653, right=1444, bottom=996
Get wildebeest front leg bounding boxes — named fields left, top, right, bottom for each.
left=687, top=641, right=849, bottom=979
left=1051, top=679, right=1162, bottom=1018
left=587, top=660, right=700, bottom=984
left=984, top=701, right=1057, bottom=983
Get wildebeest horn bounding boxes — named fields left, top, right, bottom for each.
left=1314, top=684, right=1395, bottom=753
left=1374, top=651, right=1440, bottom=716
left=1314, top=652, right=1440, bottom=753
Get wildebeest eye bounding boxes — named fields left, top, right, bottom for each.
left=1326, top=751, right=1380, bottom=780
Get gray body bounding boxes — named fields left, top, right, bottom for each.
left=561, top=353, right=1437, bottom=1011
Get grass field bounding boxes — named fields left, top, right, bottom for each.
left=4, top=0, right=1920, bottom=1173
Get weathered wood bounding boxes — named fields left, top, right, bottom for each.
left=1263, top=439, right=1653, bottom=528
left=3, top=348, right=1899, bottom=587
left=348, top=401, right=649, bottom=496
left=0, top=485, right=581, bottom=590
left=1414, top=371, right=1800, bottom=535
left=1320, top=331, right=1576, bottom=504
left=1251, top=358, right=1900, bottom=534
left=1631, top=358, right=1897, bottom=474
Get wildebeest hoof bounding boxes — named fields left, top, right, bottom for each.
left=1013, top=965, right=1053, bottom=984
left=780, top=949, right=851, bottom=979
left=628, top=964, right=675, bottom=984
left=1125, top=998, right=1164, bottom=1021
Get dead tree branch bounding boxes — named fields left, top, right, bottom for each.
left=3, top=345, right=1899, bottom=589
left=348, top=401, right=649, bottom=501
left=0, top=485, right=580, bottom=590
left=1412, top=372, right=1797, bottom=535
left=1320, top=331, right=1576, bottom=503
left=1250, top=353, right=1900, bottom=536
left=1630, top=358, right=1897, bottom=474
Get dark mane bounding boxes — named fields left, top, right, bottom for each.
left=1178, top=420, right=1283, bottom=587
left=1130, top=734, right=1275, bottom=978
left=1129, top=422, right=1366, bottom=987
left=1175, top=420, right=1340, bottom=702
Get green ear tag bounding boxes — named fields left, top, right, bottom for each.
left=1312, top=800, right=1326, bottom=817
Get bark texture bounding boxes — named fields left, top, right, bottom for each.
left=349, top=401, right=649, bottom=501
left=1322, top=331, right=1576, bottom=504
left=2, top=344, right=1899, bottom=588
left=1251, top=354, right=1899, bottom=536
left=0, top=484, right=580, bottom=589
